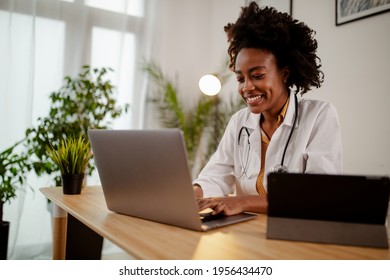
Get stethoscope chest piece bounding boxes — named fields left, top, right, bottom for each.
left=273, top=164, right=288, bottom=173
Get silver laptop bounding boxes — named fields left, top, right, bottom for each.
left=88, top=129, right=257, bottom=231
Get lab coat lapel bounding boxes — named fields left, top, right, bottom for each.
left=242, top=112, right=261, bottom=157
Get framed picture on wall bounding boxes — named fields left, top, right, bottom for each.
left=336, top=0, right=390, bottom=26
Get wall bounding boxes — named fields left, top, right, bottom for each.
left=146, top=0, right=390, bottom=176
left=143, top=0, right=245, bottom=128
left=293, top=0, right=390, bottom=176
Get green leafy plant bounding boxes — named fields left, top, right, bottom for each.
left=25, top=65, right=129, bottom=182
left=143, top=61, right=214, bottom=167
left=0, top=140, right=31, bottom=225
left=46, top=135, right=92, bottom=175
left=142, top=60, right=245, bottom=173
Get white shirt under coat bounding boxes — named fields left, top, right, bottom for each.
left=193, top=92, right=343, bottom=198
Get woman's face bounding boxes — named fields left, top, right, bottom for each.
left=234, top=48, right=289, bottom=115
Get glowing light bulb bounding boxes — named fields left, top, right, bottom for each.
left=199, top=74, right=221, bottom=96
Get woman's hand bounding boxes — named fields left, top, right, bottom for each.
left=193, top=184, right=203, bottom=199
left=198, top=197, right=244, bottom=216
left=197, top=195, right=268, bottom=216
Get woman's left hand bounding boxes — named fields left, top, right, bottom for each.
left=197, top=195, right=268, bottom=216
left=197, top=197, right=244, bottom=216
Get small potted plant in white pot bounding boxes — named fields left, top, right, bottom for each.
left=46, top=135, right=92, bottom=195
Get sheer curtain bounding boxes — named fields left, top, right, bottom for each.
left=0, top=0, right=155, bottom=259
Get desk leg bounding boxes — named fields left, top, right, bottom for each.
left=66, top=214, right=103, bottom=260
left=52, top=204, right=67, bottom=260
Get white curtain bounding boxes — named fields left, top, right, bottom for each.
left=0, top=0, right=156, bottom=259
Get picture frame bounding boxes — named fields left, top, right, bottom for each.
left=336, top=0, right=390, bottom=26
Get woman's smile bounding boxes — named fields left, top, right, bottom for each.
left=244, top=94, right=265, bottom=106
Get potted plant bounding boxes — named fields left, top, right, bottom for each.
left=0, top=140, right=31, bottom=259
left=25, top=65, right=129, bottom=184
left=20, top=66, right=128, bottom=257
left=46, top=135, right=92, bottom=195
left=142, top=60, right=245, bottom=175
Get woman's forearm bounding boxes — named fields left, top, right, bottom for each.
left=239, top=195, right=268, bottom=214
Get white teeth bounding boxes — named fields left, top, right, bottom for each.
left=246, top=95, right=263, bottom=102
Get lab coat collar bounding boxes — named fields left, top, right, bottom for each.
left=242, top=111, right=260, bottom=132
left=283, top=91, right=299, bottom=128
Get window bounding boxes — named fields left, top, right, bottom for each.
left=0, top=0, right=145, bottom=133
left=0, top=0, right=147, bottom=259
left=86, top=0, right=144, bottom=17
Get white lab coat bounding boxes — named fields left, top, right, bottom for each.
left=193, top=92, right=343, bottom=198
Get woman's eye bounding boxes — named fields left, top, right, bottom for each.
left=253, top=74, right=264, bottom=79
left=236, top=77, right=244, bottom=83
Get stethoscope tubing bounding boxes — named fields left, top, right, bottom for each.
left=280, top=93, right=298, bottom=167
left=237, top=93, right=298, bottom=177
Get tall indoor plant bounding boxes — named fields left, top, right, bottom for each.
left=25, top=65, right=129, bottom=183
left=142, top=60, right=244, bottom=175
left=0, top=140, right=31, bottom=259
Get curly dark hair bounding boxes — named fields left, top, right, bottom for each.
left=224, top=2, right=324, bottom=94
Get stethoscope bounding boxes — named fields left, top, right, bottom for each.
left=237, top=93, right=298, bottom=178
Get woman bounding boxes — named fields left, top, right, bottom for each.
left=193, top=2, right=342, bottom=215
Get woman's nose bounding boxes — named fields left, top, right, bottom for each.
left=243, top=79, right=255, bottom=93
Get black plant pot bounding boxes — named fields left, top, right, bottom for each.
left=62, top=173, right=85, bottom=195
left=0, top=221, right=10, bottom=260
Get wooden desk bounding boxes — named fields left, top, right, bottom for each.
left=40, top=186, right=390, bottom=260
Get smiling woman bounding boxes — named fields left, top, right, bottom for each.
left=193, top=2, right=342, bottom=216
left=0, top=0, right=387, bottom=261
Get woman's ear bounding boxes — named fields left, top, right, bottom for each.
left=282, top=66, right=290, bottom=83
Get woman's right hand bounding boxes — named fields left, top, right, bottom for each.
left=193, top=184, right=203, bottom=198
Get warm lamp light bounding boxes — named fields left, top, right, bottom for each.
left=199, top=74, right=221, bottom=96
